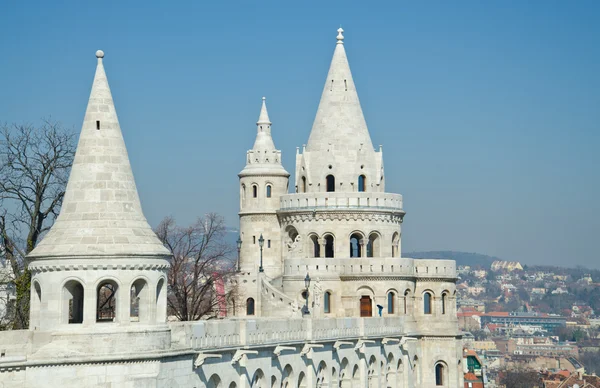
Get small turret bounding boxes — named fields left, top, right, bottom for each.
left=238, top=98, right=289, bottom=278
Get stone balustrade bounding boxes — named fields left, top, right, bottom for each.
left=279, top=192, right=403, bottom=212
left=170, top=316, right=414, bottom=350
left=282, top=258, right=456, bottom=278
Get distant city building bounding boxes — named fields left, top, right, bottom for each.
left=480, top=312, right=567, bottom=332
left=491, top=260, right=523, bottom=272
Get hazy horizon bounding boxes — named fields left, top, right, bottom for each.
left=2, top=1, right=598, bottom=267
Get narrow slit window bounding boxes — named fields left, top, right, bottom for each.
left=330, top=79, right=334, bottom=91
left=344, top=79, right=347, bottom=91
left=96, top=120, right=100, bottom=130
left=268, top=239, right=271, bottom=248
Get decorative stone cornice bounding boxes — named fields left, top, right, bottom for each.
left=339, top=276, right=456, bottom=282
left=29, top=262, right=170, bottom=273
left=278, top=211, right=403, bottom=224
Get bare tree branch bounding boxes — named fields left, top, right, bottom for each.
left=155, top=214, right=237, bottom=321
left=0, top=119, right=75, bottom=329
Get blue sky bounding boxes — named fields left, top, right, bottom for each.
left=1, top=1, right=599, bottom=267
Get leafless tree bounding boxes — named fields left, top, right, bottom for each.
left=0, top=120, right=76, bottom=329
left=154, top=213, right=237, bottom=321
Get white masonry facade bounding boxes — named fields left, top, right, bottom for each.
left=0, top=30, right=463, bottom=388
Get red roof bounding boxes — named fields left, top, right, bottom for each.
left=464, top=372, right=478, bottom=381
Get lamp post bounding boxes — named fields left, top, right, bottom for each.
left=236, top=236, right=242, bottom=272
left=302, top=273, right=311, bottom=316
left=258, top=234, right=264, bottom=272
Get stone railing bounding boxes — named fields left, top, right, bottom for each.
left=170, top=316, right=413, bottom=350
left=282, top=258, right=456, bottom=279
left=259, top=275, right=301, bottom=318
left=279, top=192, right=403, bottom=212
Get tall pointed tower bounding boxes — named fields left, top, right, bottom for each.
left=296, top=28, right=384, bottom=194
left=238, top=98, right=289, bottom=278
left=27, top=51, right=171, bottom=351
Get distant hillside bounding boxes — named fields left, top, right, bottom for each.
left=404, top=251, right=500, bottom=269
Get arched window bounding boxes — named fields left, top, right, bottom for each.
left=367, top=232, right=380, bottom=257
left=301, top=176, right=307, bottom=193
left=350, top=233, right=362, bottom=258
left=442, top=293, right=447, bottom=315
left=324, top=291, right=331, bottom=314
left=266, top=185, right=272, bottom=198
left=241, top=184, right=246, bottom=206
left=130, top=278, right=148, bottom=322
left=324, top=235, right=335, bottom=258
left=387, top=292, right=395, bottom=314
left=310, top=235, right=320, bottom=258
left=358, top=175, right=366, bottom=192
left=208, top=374, right=222, bottom=388
left=97, top=280, right=118, bottom=322
left=423, top=292, right=432, bottom=315
left=252, top=185, right=258, bottom=198
left=63, top=280, right=84, bottom=324
left=326, top=175, right=335, bottom=192
left=392, top=232, right=400, bottom=258
left=435, top=363, right=445, bottom=386
left=31, top=280, right=42, bottom=329
left=156, top=278, right=166, bottom=323
left=246, top=298, right=255, bottom=315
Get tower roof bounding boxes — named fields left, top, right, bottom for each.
left=28, top=51, right=170, bottom=259
left=239, top=97, right=289, bottom=177
left=252, top=97, right=276, bottom=151
left=305, top=28, right=375, bottom=153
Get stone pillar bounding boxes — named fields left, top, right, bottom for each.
left=318, top=238, right=326, bottom=258
left=359, top=239, right=366, bottom=258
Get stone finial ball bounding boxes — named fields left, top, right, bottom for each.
left=96, top=50, right=105, bottom=58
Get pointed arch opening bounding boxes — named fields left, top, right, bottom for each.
left=251, top=369, right=265, bottom=388
left=326, top=175, right=335, bottom=192
left=301, top=176, right=307, bottom=193
left=207, top=374, right=222, bottom=388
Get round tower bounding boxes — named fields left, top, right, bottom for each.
left=26, top=51, right=171, bottom=352
left=238, top=98, right=290, bottom=278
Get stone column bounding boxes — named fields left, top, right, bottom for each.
left=359, top=239, right=367, bottom=258
left=318, top=238, right=326, bottom=258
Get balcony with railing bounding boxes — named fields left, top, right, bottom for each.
left=282, top=258, right=456, bottom=279
left=279, top=192, right=403, bottom=213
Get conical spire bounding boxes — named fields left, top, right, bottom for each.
left=305, top=28, right=374, bottom=153
left=29, top=50, right=169, bottom=258
left=252, top=97, right=276, bottom=151
left=239, top=97, right=288, bottom=177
